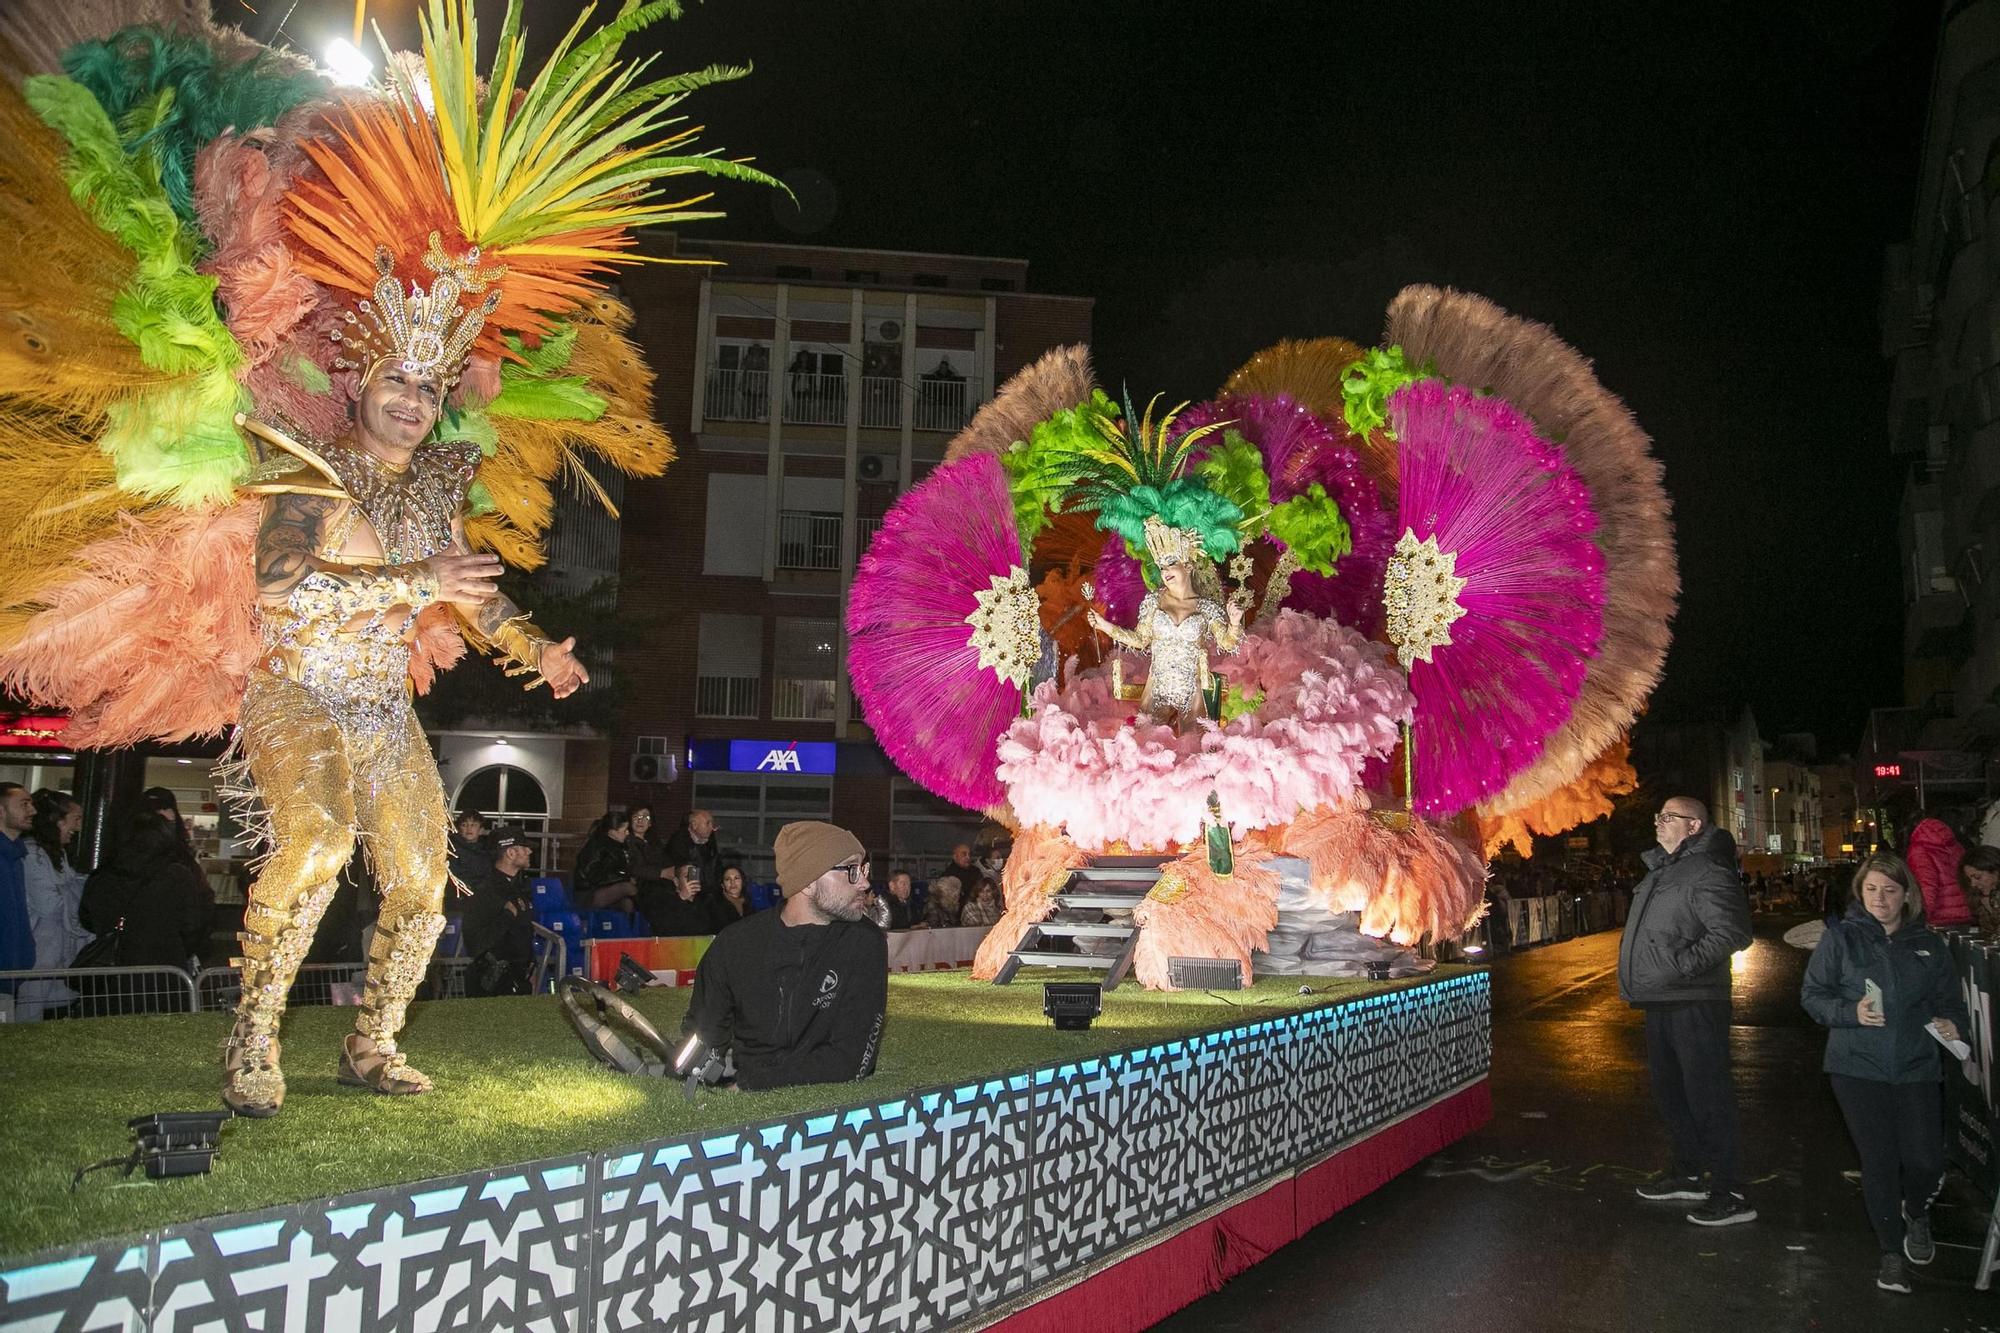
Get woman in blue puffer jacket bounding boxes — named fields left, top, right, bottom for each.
left=1801, top=853, right=1971, bottom=1295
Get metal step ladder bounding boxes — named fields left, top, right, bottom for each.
left=992, top=856, right=1167, bottom=991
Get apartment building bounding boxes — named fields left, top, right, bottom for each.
left=609, top=239, right=1094, bottom=878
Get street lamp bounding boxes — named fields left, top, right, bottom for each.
left=1769, top=786, right=1780, bottom=856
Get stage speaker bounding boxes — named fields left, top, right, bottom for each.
left=1168, top=957, right=1243, bottom=990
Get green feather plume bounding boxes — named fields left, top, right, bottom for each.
left=61, top=26, right=326, bottom=235
left=26, top=74, right=249, bottom=506
left=488, top=326, right=611, bottom=423
left=1267, top=483, right=1352, bottom=575
left=1094, top=479, right=1243, bottom=562
left=1001, top=388, right=1122, bottom=550
left=1340, top=345, right=1436, bottom=440
left=1194, top=431, right=1272, bottom=541
left=1219, top=682, right=1265, bottom=725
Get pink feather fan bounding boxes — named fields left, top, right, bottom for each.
left=846, top=452, right=1028, bottom=810
left=1392, top=381, right=1605, bottom=816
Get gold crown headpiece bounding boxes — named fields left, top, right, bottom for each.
left=1142, top=514, right=1205, bottom=569
left=330, top=232, right=505, bottom=389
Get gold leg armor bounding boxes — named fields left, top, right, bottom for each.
left=341, top=910, right=447, bottom=1093
left=223, top=667, right=452, bottom=1108
left=224, top=878, right=342, bottom=1116
left=341, top=702, right=451, bottom=1093
left=223, top=674, right=363, bottom=1116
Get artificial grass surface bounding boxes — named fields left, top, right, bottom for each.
left=0, top=966, right=1476, bottom=1259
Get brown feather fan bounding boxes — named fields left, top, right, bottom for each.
left=0, top=0, right=210, bottom=86
left=944, top=344, right=1096, bottom=463
left=1219, top=336, right=1395, bottom=492
left=1383, top=285, right=1679, bottom=817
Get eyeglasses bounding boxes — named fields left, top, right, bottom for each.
left=1652, top=812, right=1696, bottom=825
left=837, top=860, right=870, bottom=884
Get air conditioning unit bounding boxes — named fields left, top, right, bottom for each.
left=630, top=752, right=678, bottom=784
left=876, top=319, right=903, bottom=342
left=858, top=454, right=897, bottom=483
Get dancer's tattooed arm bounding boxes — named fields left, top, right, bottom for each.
left=255, top=493, right=495, bottom=614
left=254, top=492, right=341, bottom=599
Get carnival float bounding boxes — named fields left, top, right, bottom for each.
left=848, top=296, right=1679, bottom=990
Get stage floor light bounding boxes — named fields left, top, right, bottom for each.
left=1043, top=982, right=1102, bottom=1031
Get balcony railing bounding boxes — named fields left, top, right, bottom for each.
left=786, top=373, right=848, bottom=426
left=856, top=516, right=884, bottom=557
left=696, top=674, right=760, bottom=719
left=860, top=376, right=901, bottom=428
left=704, top=368, right=770, bottom=423
left=777, top=510, right=842, bottom=572
left=710, top=365, right=985, bottom=432
left=773, top=676, right=837, bottom=722
left=915, top=376, right=979, bottom=432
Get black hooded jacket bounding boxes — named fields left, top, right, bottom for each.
left=1617, top=824, right=1752, bottom=1005
left=1801, top=900, right=1970, bottom=1084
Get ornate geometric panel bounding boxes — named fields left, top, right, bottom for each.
left=592, top=1072, right=1035, bottom=1332
left=0, top=973, right=1491, bottom=1333
left=0, top=1238, right=149, bottom=1332
left=147, top=1155, right=589, bottom=1333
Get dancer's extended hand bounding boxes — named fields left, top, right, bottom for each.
left=420, top=550, right=503, bottom=608
left=540, top=637, right=590, bottom=698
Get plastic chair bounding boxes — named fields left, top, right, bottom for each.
left=532, top=877, right=571, bottom=910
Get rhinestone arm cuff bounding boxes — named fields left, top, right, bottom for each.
left=289, top=566, right=441, bottom=622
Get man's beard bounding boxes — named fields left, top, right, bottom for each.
left=812, top=883, right=868, bottom=922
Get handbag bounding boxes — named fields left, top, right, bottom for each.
left=71, top=918, right=124, bottom=969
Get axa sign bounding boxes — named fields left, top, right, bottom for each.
left=757, top=746, right=803, bottom=772
left=723, top=739, right=837, bottom=775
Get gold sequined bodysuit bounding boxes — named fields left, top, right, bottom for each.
left=224, top=438, right=480, bottom=1110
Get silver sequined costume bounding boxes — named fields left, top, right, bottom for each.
left=1134, top=593, right=1236, bottom=722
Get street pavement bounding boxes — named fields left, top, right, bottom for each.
left=1156, top=919, right=1999, bottom=1332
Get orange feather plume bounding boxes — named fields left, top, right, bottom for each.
left=285, top=98, right=656, bottom=361
left=1477, top=737, right=1639, bottom=860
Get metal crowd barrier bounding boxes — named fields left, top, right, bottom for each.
left=1943, top=928, right=2000, bottom=1289
left=1, top=930, right=571, bottom=1023
left=0, top=965, right=198, bottom=1020
left=528, top=922, right=566, bottom=995
left=1468, top=889, right=1627, bottom=955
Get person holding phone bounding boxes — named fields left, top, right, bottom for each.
left=1801, top=853, right=1971, bottom=1294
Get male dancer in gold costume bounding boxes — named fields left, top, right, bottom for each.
left=223, top=249, right=588, bottom=1117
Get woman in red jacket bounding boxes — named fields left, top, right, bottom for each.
left=1904, top=818, right=1971, bottom=928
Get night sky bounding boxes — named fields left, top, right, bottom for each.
left=248, top=0, right=1938, bottom=752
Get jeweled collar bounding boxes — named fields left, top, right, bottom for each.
left=323, top=437, right=479, bottom=566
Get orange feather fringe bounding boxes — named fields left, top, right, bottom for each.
left=1477, top=736, right=1638, bottom=860
left=970, top=824, right=1093, bottom=980
left=1275, top=806, right=1487, bottom=946
left=1129, top=845, right=1282, bottom=990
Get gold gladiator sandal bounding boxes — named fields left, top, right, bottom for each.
left=221, top=883, right=338, bottom=1118
left=339, top=911, right=446, bottom=1096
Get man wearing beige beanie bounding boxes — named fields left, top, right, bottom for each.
left=680, top=821, right=888, bottom=1089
